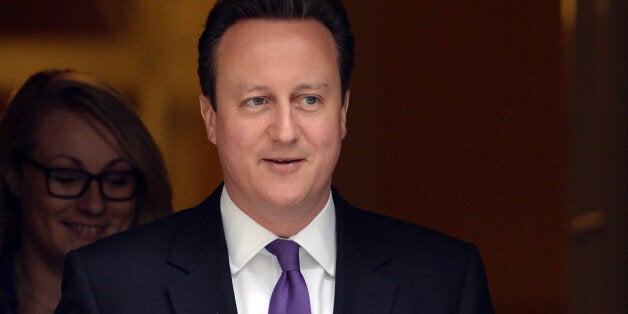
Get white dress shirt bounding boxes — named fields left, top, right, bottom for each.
left=220, top=188, right=337, bottom=314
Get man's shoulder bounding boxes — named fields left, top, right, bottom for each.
left=332, top=190, right=493, bottom=313
left=351, top=205, right=470, bottom=249
left=333, top=190, right=474, bottom=261
left=56, top=191, right=233, bottom=312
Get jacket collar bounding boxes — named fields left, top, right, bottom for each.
left=166, top=185, right=238, bottom=313
left=332, top=187, right=398, bottom=313
left=162, top=185, right=398, bottom=313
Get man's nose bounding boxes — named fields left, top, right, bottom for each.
left=268, top=102, right=301, bottom=143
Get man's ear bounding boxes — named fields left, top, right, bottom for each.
left=341, top=90, right=350, bottom=139
left=199, top=95, right=217, bottom=145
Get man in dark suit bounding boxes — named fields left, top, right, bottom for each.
left=56, top=0, right=494, bottom=313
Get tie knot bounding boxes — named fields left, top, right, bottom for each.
left=266, top=239, right=301, bottom=272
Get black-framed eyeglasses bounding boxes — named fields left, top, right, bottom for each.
left=22, top=157, right=141, bottom=201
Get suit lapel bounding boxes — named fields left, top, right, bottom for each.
left=332, top=189, right=398, bottom=314
left=166, top=186, right=238, bottom=314
left=160, top=186, right=398, bottom=313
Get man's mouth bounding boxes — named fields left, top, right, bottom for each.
left=269, top=159, right=299, bottom=164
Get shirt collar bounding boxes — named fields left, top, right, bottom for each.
left=220, top=187, right=336, bottom=277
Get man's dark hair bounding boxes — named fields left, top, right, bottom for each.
left=198, top=0, right=354, bottom=109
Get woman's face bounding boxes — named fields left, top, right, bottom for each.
left=8, top=110, right=136, bottom=265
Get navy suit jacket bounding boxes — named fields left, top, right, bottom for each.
left=56, top=185, right=494, bottom=313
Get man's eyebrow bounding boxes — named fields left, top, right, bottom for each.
left=236, top=84, right=269, bottom=93
left=294, top=82, right=331, bottom=92
left=236, top=83, right=332, bottom=93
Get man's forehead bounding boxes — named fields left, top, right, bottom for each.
left=217, top=18, right=332, bottom=48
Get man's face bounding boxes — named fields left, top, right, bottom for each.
left=201, top=19, right=348, bottom=225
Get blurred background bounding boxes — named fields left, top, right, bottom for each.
left=0, top=0, right=625, bottom=313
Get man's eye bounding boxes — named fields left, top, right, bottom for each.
left=302, top=96, right=319, bottom=105
left=246, top=97, right=266, bottom=106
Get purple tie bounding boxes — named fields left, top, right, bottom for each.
left=266, top=239, right=312, bottom=314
